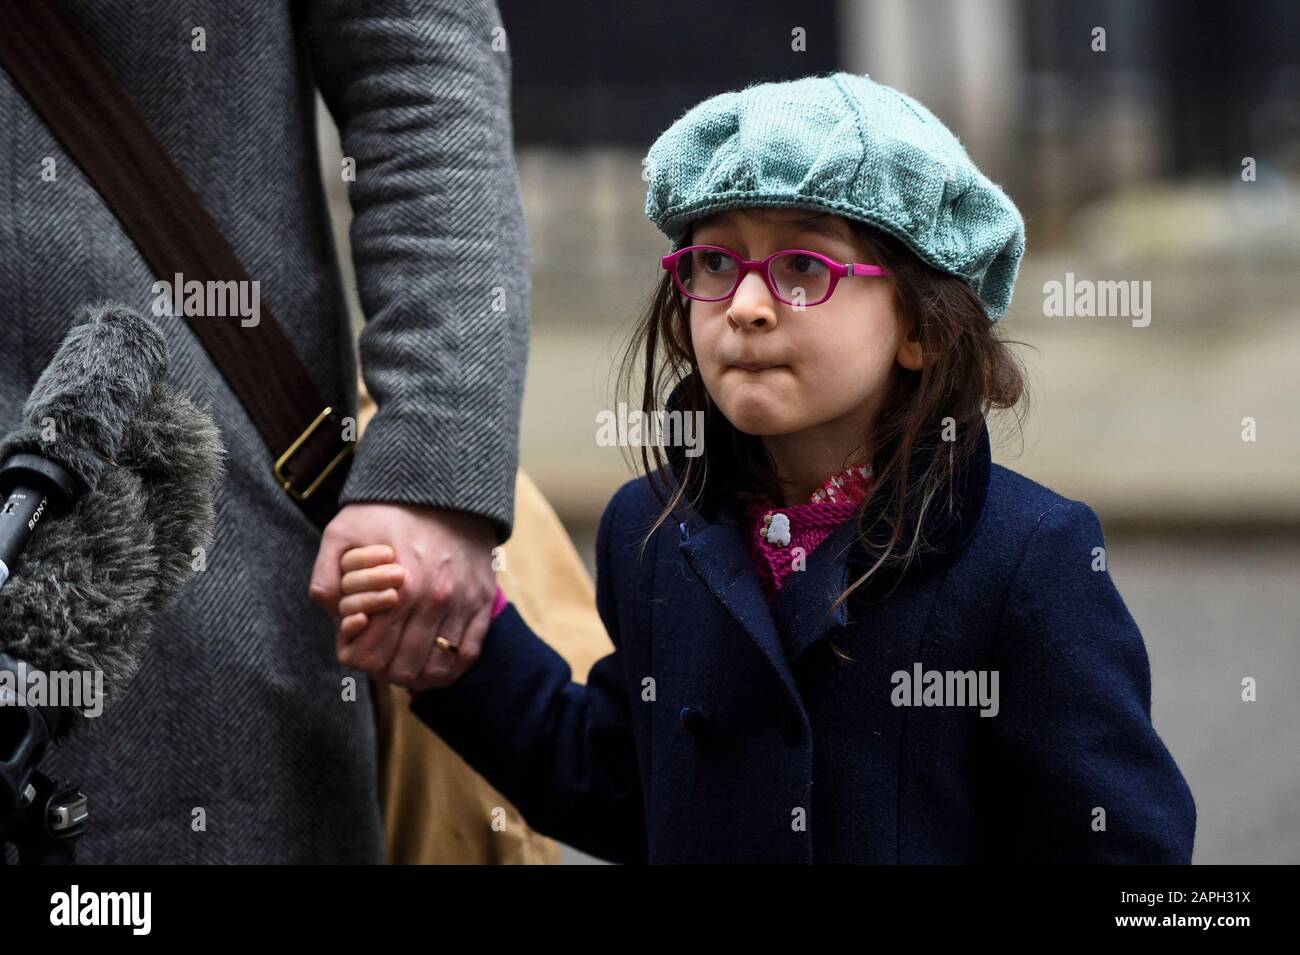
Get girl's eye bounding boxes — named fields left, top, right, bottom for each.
left=786, top=253, right=828, bottom=275
left=701, top=251, right=736, bottom=273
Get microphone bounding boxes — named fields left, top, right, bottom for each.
left=0, top=303, right=223, bottom=843
left=0, top=304, right=166, bottom=588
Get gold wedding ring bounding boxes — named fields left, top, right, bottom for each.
left=435, top=636, right=459, bottom=653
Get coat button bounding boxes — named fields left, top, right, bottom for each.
left=679, top=706, right=710, bottom=735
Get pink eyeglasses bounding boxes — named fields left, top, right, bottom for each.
left=662, top=244, right=891, bottom=307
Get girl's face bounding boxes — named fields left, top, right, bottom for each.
left=687, top=208, right=921, bottom=445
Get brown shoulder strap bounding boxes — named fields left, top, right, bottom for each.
left=0, top=0, right=353, bottom=529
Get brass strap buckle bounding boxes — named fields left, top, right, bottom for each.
left=274, top=407, right=354, bottom=502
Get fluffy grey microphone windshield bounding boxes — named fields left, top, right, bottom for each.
left=0, top=305, right=224, bottom=738
left=0, top=302, right=167, bottom=493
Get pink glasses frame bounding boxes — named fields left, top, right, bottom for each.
left=661, top=244, right=892, bottom=307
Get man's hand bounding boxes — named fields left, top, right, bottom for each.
left=308, top=503, right=496, bottom=691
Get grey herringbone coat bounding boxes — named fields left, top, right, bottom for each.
left=0, top=0, right=529, bottom=862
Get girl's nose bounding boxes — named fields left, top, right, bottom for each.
left=727, top=272, right=778, bottom=330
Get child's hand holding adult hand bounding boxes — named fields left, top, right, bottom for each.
left=336, top=543, right=405, bottom=639
left=308, top=503, right=495, bottom=692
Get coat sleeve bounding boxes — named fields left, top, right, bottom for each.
left=302, top=0, right=529, bottom=545
left=408, top=487, right=648, bottom=864
left=989, top=501, right=1197, bottom=863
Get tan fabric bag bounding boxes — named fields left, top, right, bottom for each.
left=358, top=381, right=613, bottom=863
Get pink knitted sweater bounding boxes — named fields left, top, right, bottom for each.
left=742, top=464, right=874, bottom=601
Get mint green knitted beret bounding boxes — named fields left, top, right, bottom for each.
left=643, top=71, right=1026, bottom=321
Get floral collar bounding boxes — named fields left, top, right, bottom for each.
left=809, top=463, right=873, bottom=504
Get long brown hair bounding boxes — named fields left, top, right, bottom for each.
left=613, top=213, right=1029, bottom=622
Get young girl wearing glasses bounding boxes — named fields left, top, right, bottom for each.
left=330, top=72, right=1196, bottom=864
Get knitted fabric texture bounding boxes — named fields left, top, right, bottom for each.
left=643, top=71, right=1026, bottom=320
left=744, top=464, right=875, bottom=600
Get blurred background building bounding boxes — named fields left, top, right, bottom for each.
left=321, top=0, right=1300, bottom=863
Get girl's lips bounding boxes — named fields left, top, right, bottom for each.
left=730, top=362, right=784, bottom=372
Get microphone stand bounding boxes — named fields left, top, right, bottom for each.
left=0, top=767, right=88, bottom=865
left=0, top=453, right=89, bottom=864
left=0, top=680, right=90, bottom=864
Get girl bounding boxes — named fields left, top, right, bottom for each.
left=332, top=72, right=1196, bottom=864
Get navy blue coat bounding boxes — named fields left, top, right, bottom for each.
left=412, top=413, right=1197, bottom=864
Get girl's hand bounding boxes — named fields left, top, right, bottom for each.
left=311, top=504, right=496, bottom=694
left=334, top=542, right=490, bottom=693
left=337, top=544, right=406, bottom=643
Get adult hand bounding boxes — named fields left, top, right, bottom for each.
left=309, top=503, right=496, bottom=691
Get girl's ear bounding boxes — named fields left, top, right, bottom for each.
left=896, top=321, right=924, bottom=371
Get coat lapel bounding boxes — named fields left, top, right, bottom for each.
left=663, top=374, right=993, bottom=693
left=769, top=515, right=858, bottom=662
left=679, top=508, right=802, bottom=709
